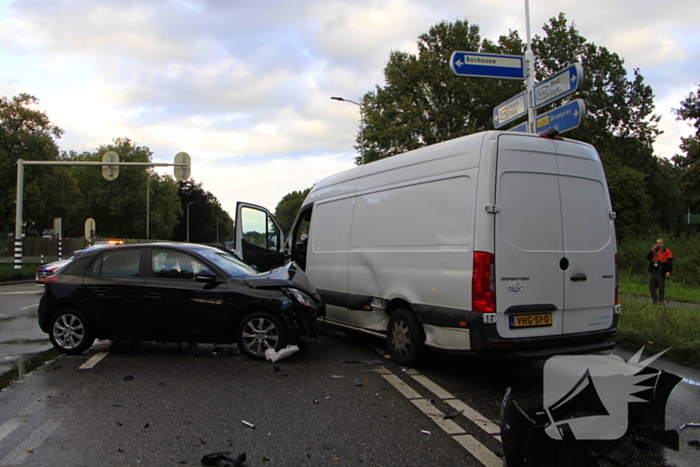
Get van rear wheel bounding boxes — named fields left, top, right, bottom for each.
left=387, top=308, right=424, bottom=366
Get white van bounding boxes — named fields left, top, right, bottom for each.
left=235, top=131, right=621, bottom=365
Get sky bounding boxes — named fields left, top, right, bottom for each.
left=0, top=0, right=698, bottom=219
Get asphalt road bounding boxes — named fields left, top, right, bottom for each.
left=2, top=282, right=700, bottom=466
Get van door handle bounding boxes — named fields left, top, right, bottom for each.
left=570, top=274, right=587, bottom=282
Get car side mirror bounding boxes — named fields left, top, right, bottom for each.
left=194, top=270, right=217, bottom=283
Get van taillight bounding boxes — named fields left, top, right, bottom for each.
left=614, top=253, right=619, bottom=305
left=472, top=251, right=495, bottom=313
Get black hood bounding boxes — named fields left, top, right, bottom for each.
left=244, top=262, right=316, bottom=295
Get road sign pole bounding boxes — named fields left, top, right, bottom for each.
left=13, top=160, right=24, bottom=269
left=524, top=0, right=536, bottom=133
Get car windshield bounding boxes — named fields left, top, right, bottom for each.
left=191, top=247, right=258, bottom=278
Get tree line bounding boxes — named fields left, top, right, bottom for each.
left=0, top=94, right=232, bottom=243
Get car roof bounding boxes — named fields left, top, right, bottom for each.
left=76, top=242, right=219, bottom=255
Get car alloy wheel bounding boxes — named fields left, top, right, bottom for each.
left=237, top=312, right=287, bottom=359
left=50, top=310, right=95, bottom=354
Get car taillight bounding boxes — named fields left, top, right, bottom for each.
left=472, top=251, right=496, bottom=313
left=44, top=275, right=60, bottom=285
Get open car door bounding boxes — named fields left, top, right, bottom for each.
left=234, top=202, right=286, bottom=272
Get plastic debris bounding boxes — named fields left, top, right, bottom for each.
left=201, top=451, right=247, bottom=467
left=264, top=345, right=299, bottom=363
left=241, top=420, right=255, bottom=429
left=123, top=375, right=133, bottom=381
left=443, top=408, right=464, bottom=420
left=421, top=430, right=431, bottom=435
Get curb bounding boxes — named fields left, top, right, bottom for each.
left=0, top=348, right=61, bottom=391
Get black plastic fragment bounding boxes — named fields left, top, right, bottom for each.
left=201, top=451, right=247, bottom=467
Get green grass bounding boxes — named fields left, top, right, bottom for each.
left=619, top=273, right=700, bottom=304
left=0, top=263, right=39, bottom=282
left=615, top=298, right=700, bottom=367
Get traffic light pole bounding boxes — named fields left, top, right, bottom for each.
left=13, top=158, right=190, bottom=269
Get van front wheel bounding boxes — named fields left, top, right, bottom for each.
left=387, top=308, right=424, bottom=366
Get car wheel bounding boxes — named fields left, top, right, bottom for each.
left=237, top=312, right=288, bottom=360
left=49, top=309, right=95, bottom=354
left=387, top=308, right=425, bottom=366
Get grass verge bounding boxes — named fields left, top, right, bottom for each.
left=615, top=298, right=700, bottom=367
left=0, top=263, right=39, bottom=283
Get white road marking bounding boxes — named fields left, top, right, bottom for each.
left=0, top=419, right=61, bottom=466
left=444, top=398, right=502, bottom=436
left=0, top=419, right=24, bottom=444
left=410, top=373, right=455, bottom=399
left=411, top=398, right=465, bottom=435
left=0, top=400, right=44, bottom=444
left=20, top=305, right=37, bottom=311
left=79, top=352, right=108, bottom=370
left=0, top=291, right=43, bottom=295
left=382, top=374, right=423, bottom=399
left=373, top=346, right=503, bottom=466
left=453, top=434, right=503, bottom=467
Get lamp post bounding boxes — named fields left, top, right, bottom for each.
left=187, top=202, right=196, bottom=242
left=331, top=96, right=364, bottom=164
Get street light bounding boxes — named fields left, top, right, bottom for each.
left=187, top=202, right=196, bottom=242
left=331, top=96, right=365, bottom=164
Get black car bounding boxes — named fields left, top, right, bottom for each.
left=38, top=243, right=324, bottom=359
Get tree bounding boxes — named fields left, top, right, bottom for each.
left=175, top=180, right=232, bottom=243
left=66, top=138, right=181, bottom=239
left=0, top=94, right=65, bottom=237
left=359, top=20, right=525, bottom=163
left=275, top=188, right=311, bottom=235
left=672, top=86, right=700, bottom=213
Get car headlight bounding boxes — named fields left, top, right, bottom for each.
left=285, top=288, right=315, bottom=308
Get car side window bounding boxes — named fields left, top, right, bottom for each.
left=152, top=249, right=202, bottom=280
left=89, top=249, right=141, bottom=277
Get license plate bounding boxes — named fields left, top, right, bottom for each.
left=509, top=313, right=552, bottom=328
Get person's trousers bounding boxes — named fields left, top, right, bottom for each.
left=649, top=273, right=666, bottom=304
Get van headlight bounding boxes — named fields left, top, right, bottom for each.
left=285, top=288, right=315, bottom=308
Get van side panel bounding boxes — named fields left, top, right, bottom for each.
left=346, top=174, right=476, bottom=331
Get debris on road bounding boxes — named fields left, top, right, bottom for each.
left=264, top=345, right=299, bottom=363
left=241, top=420, right=256, bottom=429
left=443, top=408, right=464, bottom=420
left=201, top=451, right=247, bottom=466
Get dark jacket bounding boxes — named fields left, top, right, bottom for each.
left=647, top=248, right=673, bottom=276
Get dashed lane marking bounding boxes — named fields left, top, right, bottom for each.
left=374, top=346, right=503, bottom=466
left=79, top=352, right=108, bottom=370
left=453, top=434, right=503, bottom=467
left=0, top=400, right=44, bottom=444
left=0, top=419, right=61, bottom=466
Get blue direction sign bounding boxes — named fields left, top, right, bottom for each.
left=493, top=91, right=526, bottom=129
left=534, top=63, right=583, bottom=109
left=451, top=51, right=525, bottom=80
left=508, top=122, right=528, bottom=132
left=535, top=99, right=586, bottom=134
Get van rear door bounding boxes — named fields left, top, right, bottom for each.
left=493, top=134, right=616, bottom=340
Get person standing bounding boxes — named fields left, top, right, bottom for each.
left=646, top=238, right=673, bottom=304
